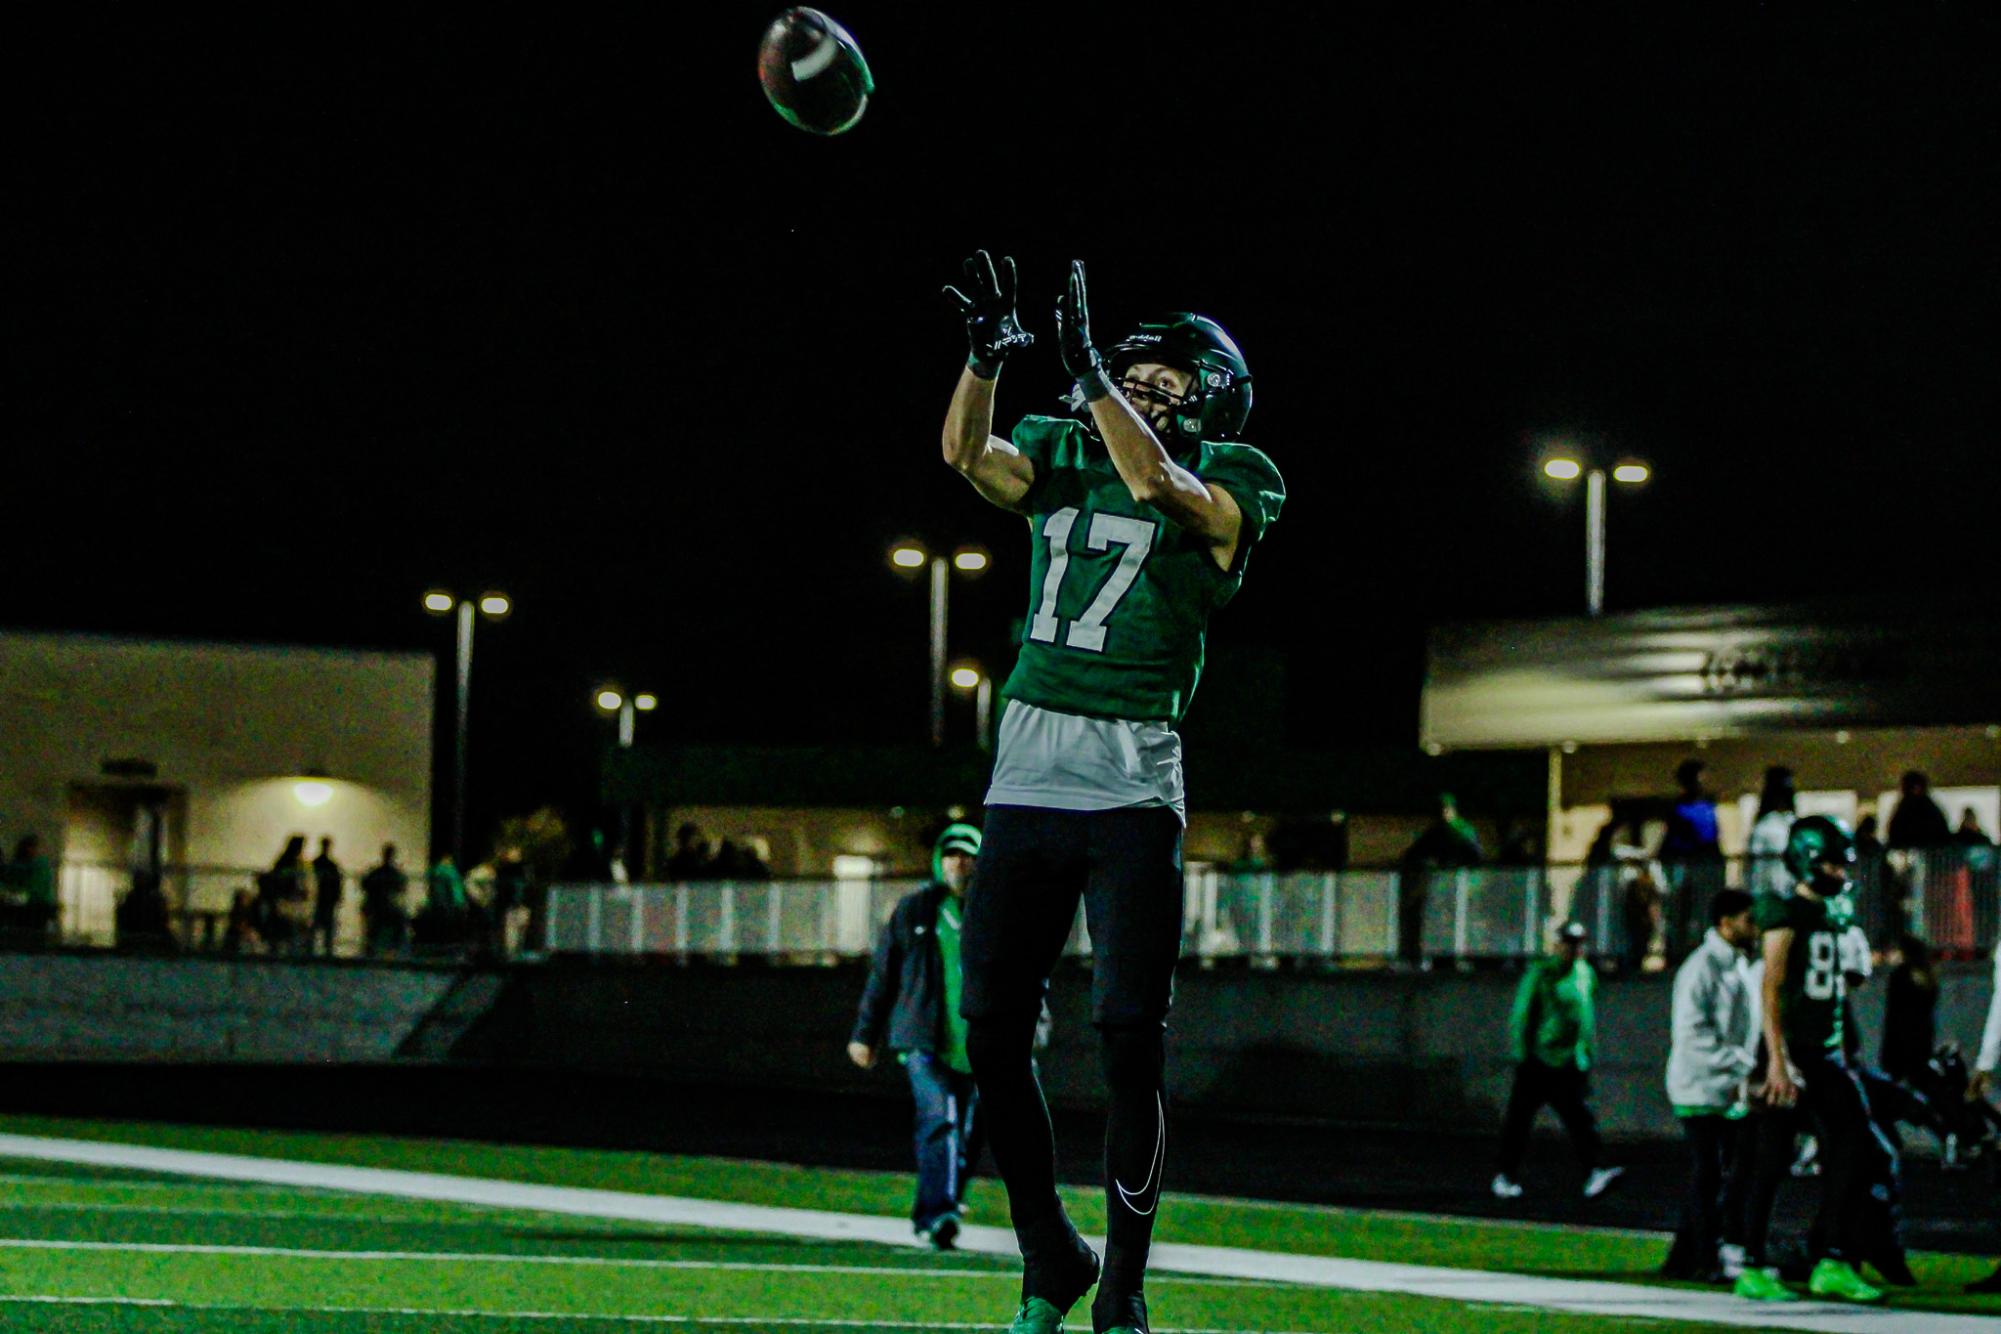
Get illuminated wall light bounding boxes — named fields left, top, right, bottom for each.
left=479, top=594, right=511, bottom=616
left=949, top=666, right=982, bottom=690
left=634, top=694, right=658, bottom=712
left=1612, top=463, right=1650, bottom=484
left=953, top=549, right=989, bottom=572
left=890, top=546, right=926, bottom=569
left=294, top=781, right=334, bottom=809
left=596, top=689, right=624, bottom=712
left=1544, top=458, right=1583, bottom=481
left=832, top=855, right=877, bottom=880
left=423, top=591, right=455, bottom=613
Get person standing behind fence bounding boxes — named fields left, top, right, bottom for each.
left=1662, top=890, right=1759, bottom=1282
left=849, top=823, right=988, bottom=1250
left=1399, top=793, right=1482, bottom=968
left=1492, top=922, right=1624, bottom=1201
left=360, top=844, right=409, bottom=956
left=9, top=835, right=57, bottom=945
left=1660, top=760, right=1725, bottom=959
left=258, top=836, right=310, bottom=954
left=310, top=837, right=343, bottom=957
left=1745, top=768, right=1797, bottom=898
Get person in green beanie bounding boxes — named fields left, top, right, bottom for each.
left=850, top=823, right=986, bottom=1249
left=1492, top=922, right=1625, bottom=1201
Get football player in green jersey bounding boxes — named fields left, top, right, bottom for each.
left=939, top=252, right=1284, bottom=1334
left=1735, top=815, right=1886, bottom=1305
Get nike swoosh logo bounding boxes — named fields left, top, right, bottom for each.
left=1114, top=1094, right=1165, bottom=1216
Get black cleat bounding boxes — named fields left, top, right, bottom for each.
left=1091, top=1289, right=1150, bottom=1334
left=1023, top=1230, right=1101, bottom=1316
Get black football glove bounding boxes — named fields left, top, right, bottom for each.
left=943, top=250, right=1033, bottom=378
left=1055, top=259, right=1108, bottom=397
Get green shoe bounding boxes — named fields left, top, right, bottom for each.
left=1007, top=1297, right=1069, bottom=1333
left=1733, top=1267, right=1800, bottom=1302
left=1809, top=1258, right=1886, bottom=1304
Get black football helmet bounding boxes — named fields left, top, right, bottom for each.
left=1101, top=313, right=1254, bottom=443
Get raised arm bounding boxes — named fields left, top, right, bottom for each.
left=941, top=250, right=1036, bottom=512
left=1056, top=261, right=1244, bottom=568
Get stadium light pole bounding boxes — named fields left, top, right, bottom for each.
left=594, top=687, right=657, bottom=871
left=950, top=663, right=995, bottom=752
left=424, top=590, right=512, bottom=865
left=1542, top=457, right=1649, bottom=616
left=890, top=542, right=989, bottom=745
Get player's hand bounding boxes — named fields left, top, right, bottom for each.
left=1970, top=1070, right=1992, bottom=1101
left=1765, top=1058, right=1799, bottom=1109
left=846, top=1041, right=877, bottom=1070
left=943, top=251, right=1033, bottom=378
left=1055, top=259, right=1104, bottom=384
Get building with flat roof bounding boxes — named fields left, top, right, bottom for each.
left=0, top=630, right=434, bottom=941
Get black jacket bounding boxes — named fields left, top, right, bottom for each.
left=850, top=882, right=1051, bottom=1056
left=852, top=883, right=956, bottom=1055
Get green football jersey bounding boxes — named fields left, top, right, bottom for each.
left=1753, top=888, right=1856, bottom=1058
left=1000, top=415, right=1286, bottom=724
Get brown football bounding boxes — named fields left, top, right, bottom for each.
left=757, top=8, right=874, bottom=136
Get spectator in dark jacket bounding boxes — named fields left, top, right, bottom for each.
left=1397, top=792, right=1482, bottom=967
left=1886, top=772, right=1951, bottom=850
left=849, top=823, right=988, bottom=1249
left=360, top=844, right=410, bottom=956
left=310, top=837, right=343, bottom=956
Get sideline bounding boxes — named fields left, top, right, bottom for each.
left=0, top=1133, right=1983, bottom=1334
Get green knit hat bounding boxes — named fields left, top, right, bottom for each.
left=932, top=822, right=983, bottom=881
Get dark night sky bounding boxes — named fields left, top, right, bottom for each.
left=19, top=6, right=2001, bottom=844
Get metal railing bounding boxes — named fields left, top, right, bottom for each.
left=542, top=848, right=2001, bottom=966
left=23, top=847, right=1997, bottom=966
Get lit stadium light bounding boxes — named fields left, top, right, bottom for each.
left=1543, top=458, right=1583, bottom=481
left=633, top=694, right=658, bottom=712
left=1612, top=463, right=1650, bottom=484
left=949, top=665, right=982, bottom=690
left=890, top=544, right=927, bottom=570
left=953, top=548, right=989, bottom=573
left=479, top=593, right=512, bottom=617
left=595, top=689, right=624, bottom=713
left=423, top=591, right=455, bottom=613
left=293, top=780, right=333, bottom=808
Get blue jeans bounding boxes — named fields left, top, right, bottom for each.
left=906, top=1050, right=979, bottom=1230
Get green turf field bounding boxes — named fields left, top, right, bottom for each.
left=0, top=1115, right=1992, bottom=1331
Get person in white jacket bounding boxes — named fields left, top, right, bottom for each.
left=1744, top=767, right=1797, bottom=899
left=1662, top=889, right=1760, bottom=1281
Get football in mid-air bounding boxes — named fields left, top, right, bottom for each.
left=757, top=8, right=873, bottom=136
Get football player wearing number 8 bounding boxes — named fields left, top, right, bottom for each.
left=1737, top=815, right=1886, bottom=1305
left=939, top=252, right=1284, bottom=1334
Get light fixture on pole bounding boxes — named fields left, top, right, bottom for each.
left=949, top=663, right=994, bottom=752
left=593, top=686, right=658, bottom=750
left=594, top=685, right=657, bottom=869
left=889, top=540, right=989, bottom=746
left=1541, top=455, right=1649, bottom=616
left=424, top=589, right=511, bottom=865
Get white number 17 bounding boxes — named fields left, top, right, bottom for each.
left=1027, top=507, right=1155, bottom=653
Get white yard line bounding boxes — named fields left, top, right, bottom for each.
left=0, top=1133, right=1985, bottom=1334
left=0, top=1297, right=1315, bottom=1332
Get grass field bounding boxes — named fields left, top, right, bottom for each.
left=0, top=1115, right=1992, bottom=1332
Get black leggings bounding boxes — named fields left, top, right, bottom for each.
left=962, top=805, right=1184, bottom=1304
